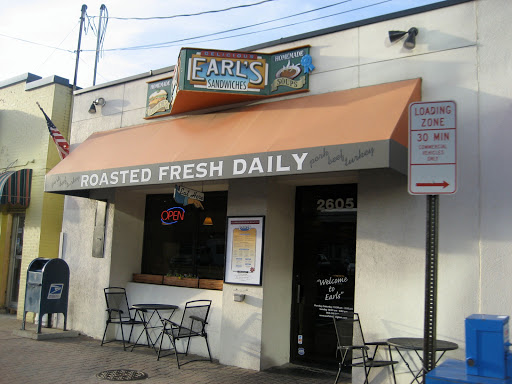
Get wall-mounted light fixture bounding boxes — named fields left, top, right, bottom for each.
left=203, top=216, right=213, bottom=226
left=88, top=97, right=106, bottom=114
left=388, top=27, right=419, bottom=49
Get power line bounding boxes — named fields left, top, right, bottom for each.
left=83, top=0, right=353, bottom=51
left=86, top=0, right=390, bottom=52
left=0, top=32, right=74, bottom=53
left=1, top=0, right=391, bottom=57
left=37, top=23, right=80, bottom=71
left=99, top=0, right=276, bottom=20
left=0, top=1, right=282, bottom=55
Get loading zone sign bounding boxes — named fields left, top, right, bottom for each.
left=48, top=283, right=64, bottom=299
left=409, top=101, right=457, bottom=195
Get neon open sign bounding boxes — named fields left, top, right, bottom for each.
left=161, top=207, right=185, bottom=225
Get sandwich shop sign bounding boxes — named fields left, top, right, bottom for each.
left=145, top=78, right=172, bottom=118
left=145, top=46, right=314, bottom=118
left=182, top=47, right=313, bottom=95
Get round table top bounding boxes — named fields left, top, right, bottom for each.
left=387, top=337, right=458, bottom=351
left=131, top=303, right=178, bottom=310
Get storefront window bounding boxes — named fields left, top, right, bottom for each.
left=141, top=191, right=227, bottom=280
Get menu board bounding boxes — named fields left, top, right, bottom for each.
left=225, top=217, right=264, bottom=285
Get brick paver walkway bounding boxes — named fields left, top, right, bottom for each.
left=0, top=313, right=347, bottom=384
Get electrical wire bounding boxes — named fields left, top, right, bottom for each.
left=93, top=0, right=352, bottom=51
left=88, top=0, right=391, bottom=52
left=0, top=32, right=73, bottom=53
left=0, top=1, right=277, bottom=54
left=103, top=0, right=276, bottom=20
left=37, top=22, right=81, bottom=70
left=97, top=6, right=109, bottom=59
left=1, top=0, right=394, bottom=58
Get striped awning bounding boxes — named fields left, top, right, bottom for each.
left=0, top=169, right=33, bottom=208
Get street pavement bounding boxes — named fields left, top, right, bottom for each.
left=0, top=313, right=347, bottom=384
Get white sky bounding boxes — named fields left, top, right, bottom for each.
left=0, top=0, right=447, bottom=89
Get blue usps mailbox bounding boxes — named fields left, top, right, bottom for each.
left=427, top=314, right=512, bottom=384
left=22, top=258, right=69, bottom=334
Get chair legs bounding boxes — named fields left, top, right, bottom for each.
left=362, top=359, right=370, bottom=384
left=119, top=321, right=133, bottom=350
left=204, top=335, right=213, bottom=363
left=158, top=333, right=212, bottom=369
left=387, top=346, right=397, bottom=384
left=364, top=345, right=397, bottom=384
left=100, top=321, right=109, bottom=346
left=100, top=321, right=136, bottom=351
left=334, top=362, right=343, bottom=384
left=157, top=330, right=180, bottom=368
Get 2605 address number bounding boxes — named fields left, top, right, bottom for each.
left=316, top=198, right=355, bottom=211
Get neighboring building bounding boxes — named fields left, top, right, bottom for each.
left=0, top=74, right=72, bottom=319
left=42, top=0, right=512, bottom=383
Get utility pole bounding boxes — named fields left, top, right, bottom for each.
left=69, top=4, right=87, bottom=144
left=73, top=4, right=87, bottom=92
left=93, top=4, right=107, bottom=86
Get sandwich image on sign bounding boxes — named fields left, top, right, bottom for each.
left=147, top=89, right=171, bottom=116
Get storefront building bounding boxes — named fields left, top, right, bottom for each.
left=0, top=73, right=72, bottom=316
left=43, top=0, right=512, bottom=382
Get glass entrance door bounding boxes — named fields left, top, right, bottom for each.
left=7, top=214, right=24, bottom=310
left=291, top=184, right=357, bottom=368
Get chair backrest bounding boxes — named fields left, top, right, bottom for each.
left=104, top=287, right=131, bottom=320
left=177, top=300, right=212, bottom=336
left=333, top=312, right=367, bottom=361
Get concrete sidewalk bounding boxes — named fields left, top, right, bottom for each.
left=0, top=313, right=347, bottom=384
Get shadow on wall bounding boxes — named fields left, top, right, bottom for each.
left=0, top=110, right=54, bottom=167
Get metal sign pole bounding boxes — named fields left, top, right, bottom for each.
left=423, top=194, right=439, bottom=380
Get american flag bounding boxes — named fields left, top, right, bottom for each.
left=37, top=102, right=70, bottom=160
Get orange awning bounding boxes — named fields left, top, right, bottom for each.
left=45, top=78, right=421, bottom=196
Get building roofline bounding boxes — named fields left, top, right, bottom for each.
left=73, top=66, right=175, bottom=96
left=25, top=75, right=71, bottom=91
left=0, top=73, right=41, bottom=89
left=242, top=0, right=474, bottom=51
left=74, top=0, right=473, bottom=94
left=0, top=72, right=73, bottom=91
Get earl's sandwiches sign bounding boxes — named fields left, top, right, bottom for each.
left=145, top=45, right=314, bottom=118
left=188, top=50, right=267, bottom=93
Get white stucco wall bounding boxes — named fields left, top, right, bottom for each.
left=477, top=0, right=512, bottom=314
left=61, top=194, right=112, bottom=337
left=109, top=190, right=146, bottom=287
left=260, top=181, right=295, bottom=369
left=220, top=178, right=267, bottom=370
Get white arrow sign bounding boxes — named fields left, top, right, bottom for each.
left=408, top=101, right=457, bottom=195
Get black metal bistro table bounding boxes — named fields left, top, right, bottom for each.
left=131, top=304, right=179, bottom=353
left=387, top=337, right=458, bottom=384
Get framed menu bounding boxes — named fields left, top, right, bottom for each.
left=224, top=216, right=265, bottom=286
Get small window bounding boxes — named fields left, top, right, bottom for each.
left=141, top=191, right=227, bottom=280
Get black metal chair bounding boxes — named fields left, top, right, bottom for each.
left=333, top=313, right=397, bottom=384
left=157, top=300, right=212, bottom=368
left=100, top=287, right=145, bottom=351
